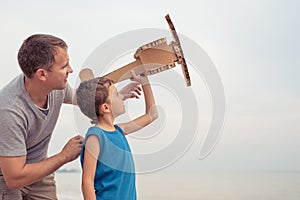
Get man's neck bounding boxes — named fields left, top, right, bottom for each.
left=24, top=76, right=49, bottom=109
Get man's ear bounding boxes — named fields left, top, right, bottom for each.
left=35, top=69, right=47, bottom=81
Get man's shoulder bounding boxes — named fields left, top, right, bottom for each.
left=0, top=75, right=24, bottom=106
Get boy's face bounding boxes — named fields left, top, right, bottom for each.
left=107, top=84, right=125, bottom=117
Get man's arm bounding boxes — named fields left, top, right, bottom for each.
left=63, top=85, right=77, bottom=105
left=0, top=135, right=83, bottom=189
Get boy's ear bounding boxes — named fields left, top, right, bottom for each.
left=100, top=103, right=111, bottom=114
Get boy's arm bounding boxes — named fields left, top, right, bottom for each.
left=118, top=73, right=158, bottom=135
left=82, top=135, right=99, bottom=200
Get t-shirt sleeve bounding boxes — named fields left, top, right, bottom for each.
left=0, top=108, right=27, bottom=156
left=63, top=83, right=75, bottom=104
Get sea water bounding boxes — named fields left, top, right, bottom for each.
left=56, top=171, right=300, bottom=200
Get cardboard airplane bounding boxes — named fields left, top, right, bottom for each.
left=79, top=14, right=191, bottom=86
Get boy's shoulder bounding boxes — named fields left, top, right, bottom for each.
left=84, top=125, right=125, bottom=141
left=86, top=126, right=103, bottom=135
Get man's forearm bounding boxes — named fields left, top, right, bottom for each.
left=1, top=153, right=67, bottom=189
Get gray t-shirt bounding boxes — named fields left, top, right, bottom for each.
left=0, top=74, right=74, bottom=176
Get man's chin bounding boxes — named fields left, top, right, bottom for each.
left=54, top=84, right=67, bottom=90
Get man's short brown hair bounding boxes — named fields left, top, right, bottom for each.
left=18, top=34, right=67, bottom=78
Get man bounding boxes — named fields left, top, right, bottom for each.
left=0, top=34, right=83, bottom=199
left=0, top=34, right=140, bottom=199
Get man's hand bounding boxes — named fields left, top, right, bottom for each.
left=119, top=82, right=142, bottom=100
left=0, top=135, right=84, bottom=189
left=60, top=135, right=83, bottom=163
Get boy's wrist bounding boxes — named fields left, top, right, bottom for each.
left=139, top=76, right=149, bottom=85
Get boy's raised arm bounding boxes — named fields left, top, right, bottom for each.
left=118, top=72, right=158, bottom=135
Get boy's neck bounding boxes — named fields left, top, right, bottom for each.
left=96, top=115, right=116, bottom=131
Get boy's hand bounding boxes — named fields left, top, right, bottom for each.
left=119, top=82, right=142, bottom=100
left=130, top=70, right=149, bottom=85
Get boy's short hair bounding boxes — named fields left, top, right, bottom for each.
left=18, top=34, right=68, bottom=78
left=76, top=77, right=114, bottom=124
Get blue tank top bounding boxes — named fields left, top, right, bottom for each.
left=80, top=125, right=136, bottom=200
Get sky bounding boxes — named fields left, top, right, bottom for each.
left=0, top=0, right=299, bottom=173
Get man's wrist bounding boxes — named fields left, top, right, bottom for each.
left=57, top=152, right=68, bottom=164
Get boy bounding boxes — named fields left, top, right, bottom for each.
left=76, top=72, right=158, bottom=200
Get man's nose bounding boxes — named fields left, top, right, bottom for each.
left=68, top=65, right=73, bottom=73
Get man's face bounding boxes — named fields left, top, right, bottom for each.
left=45, top=47, right=73, bottom=90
